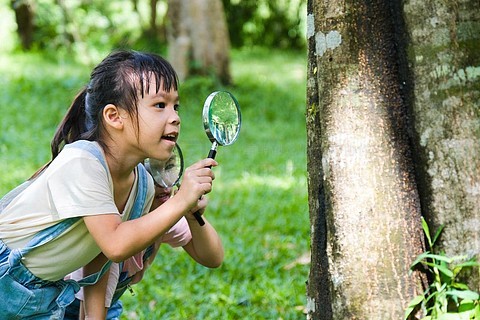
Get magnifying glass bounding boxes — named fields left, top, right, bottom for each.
left=144, top=143, right=184, bottom=188
left=193, top=91, right=242, bottom=225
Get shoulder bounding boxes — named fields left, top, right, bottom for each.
left=45, top=141, right=109, bottom=184
left=53, top=141, right=107, bottom=171
left=63, top=140, right=106, bottom=166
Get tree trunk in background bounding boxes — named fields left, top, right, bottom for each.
left=166, top=0, right=231, bottom=84
left=149, top=0, right=158, bottom=35
left=306, top=1, right=426, bottom=318
left=403, top=0, right=480, bottom=291
left=10, top=0, right=34, bottom=50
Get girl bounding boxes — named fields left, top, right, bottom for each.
left=66, top=152, right=216, bottom=319
left=0, top=49, right=223, bottom=319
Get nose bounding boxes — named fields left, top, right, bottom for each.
left=169, top=108, right=181, bottom=126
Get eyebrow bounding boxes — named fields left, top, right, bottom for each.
left=149, top=90, right=180, bottom=102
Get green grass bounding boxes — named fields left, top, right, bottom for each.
left=0, top=47, right=309, bottom=319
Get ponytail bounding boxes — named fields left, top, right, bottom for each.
left=51, top=88, right=89, bottom=159
left=30, top=88, right=93, bottom=180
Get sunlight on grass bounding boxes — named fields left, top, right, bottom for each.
left=219, top=170, right=307, bottom=191
left=0, top=5, right=16, bottom=53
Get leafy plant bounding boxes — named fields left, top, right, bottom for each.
left=405, top=217, right=480, bottom=320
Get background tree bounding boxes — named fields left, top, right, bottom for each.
left=7, top=0, right=307, bottom=84
left=403, top=0, right=480, bottom=292
left=222, top=0, right=306, bottom=50
left=307, top=0, right=479, bottom=318
left=167, top=0, right=231, bottom=84
left=10, top=0, right=35, bottom=50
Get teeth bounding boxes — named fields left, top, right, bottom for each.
left=163, top=134, right=176, bottom=140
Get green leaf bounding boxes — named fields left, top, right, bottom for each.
left=437, top=314, right=460, bottom=320
left=446, top=289, right=480, bottom=301
left=455, top=259, right=480, bottom=268
left=422, top=217, right=432, bottom=248
left=410, top=251, right=432, bottom=269
left=458, top=299, right=475, bottom=312
left=431, top=224, right=444, bottom=247
left=404, top=295, right=424, bottom=319
left=426, top=262, right=454, bottom=278
left=448, top=255, right=470, bottom=262
left=451, top=282, right=470, bottom=290
left=425, top=254, right=453, bottom=264
left=437, top=312, right=471, bottom=320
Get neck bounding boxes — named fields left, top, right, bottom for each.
left=103, top=141, right=141, bottom=183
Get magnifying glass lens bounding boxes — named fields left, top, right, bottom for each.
left=203, top=91, right=241, bottom=147
left=145, top=144, right=184, bottom=188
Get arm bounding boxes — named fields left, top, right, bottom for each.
left=83, top=159, right=217, bottom=263
left=182, top=199, right=224, bottom=268
left=79, top=253, right=110, bottom=320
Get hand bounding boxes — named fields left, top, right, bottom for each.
left=186, top=195, right=208, bottom=221
left=175, top=158, right=217, bottom=211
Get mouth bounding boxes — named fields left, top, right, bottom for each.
left=155, top=188, right=173, bottom=203
left=162, top=132, right=178, bottom=143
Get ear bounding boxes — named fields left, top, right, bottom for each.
left=102, top=104, right=125, bottom=130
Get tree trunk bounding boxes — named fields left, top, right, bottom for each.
left=149, top=0, right=158, bottom=35
left=166, top=0, right=231, bottom=84
left=10, top=0, right=35, bottom=50
left=403, top=0, right=480, bottom=291
left=306, top=1, right=426, bottom=318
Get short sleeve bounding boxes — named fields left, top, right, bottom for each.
left=160, top=217, right=192, bottom=247
left=47, top=148, right=119, bottom=219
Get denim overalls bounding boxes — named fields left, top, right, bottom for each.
left=0, top=140, right=149, bottom=319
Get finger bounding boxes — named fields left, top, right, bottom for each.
left=189, top=158, right=218, bottom=170
left=192, top=196, right=208, bottom=210
left=200, top=182, right=213, bottom=195
left=197, top=168, right=215, bottom=179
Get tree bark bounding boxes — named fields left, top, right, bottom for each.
left=404, top=0, right=480, bottom=291
left=149, top=0, right=158, bottom=35
left=10, top=0, right=35, bottom=50
left=166, top=0, right=231, bottom=84
left=306, top=1, right=426, bottom=318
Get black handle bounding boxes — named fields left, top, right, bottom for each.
left=193, top=210, right=206, bottom=226
left=193, top=142, right=218, bottom=226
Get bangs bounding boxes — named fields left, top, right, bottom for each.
left=133, top=53, right=179, bottom=98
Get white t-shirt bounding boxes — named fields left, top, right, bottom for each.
left=0, top=141, right=154, bottom=281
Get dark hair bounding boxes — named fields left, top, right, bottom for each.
left=51, top=49, right=179, bottom=159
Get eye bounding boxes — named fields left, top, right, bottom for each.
left=174, top=104, right=180, bottom=112
left=155, top=102, right=166, bottom=109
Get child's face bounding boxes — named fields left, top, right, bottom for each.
left=151, top=185, right=173, bottom=210
left=134, top=75, right=180, bottom=162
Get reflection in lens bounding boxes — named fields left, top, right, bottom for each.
left=145, top=144, right=184, bottom=188
left=205, top=91, right=241, bottom=146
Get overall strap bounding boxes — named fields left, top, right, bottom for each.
left=129, top=163, right=149, bottom=221
left=117, top=163, right=149, bottom=275
left=63, top=140, right=108, bottom=171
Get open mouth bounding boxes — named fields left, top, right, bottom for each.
left=162, top=133, right=177, bottom=142
left=155, top=188, right=173, bottom=203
